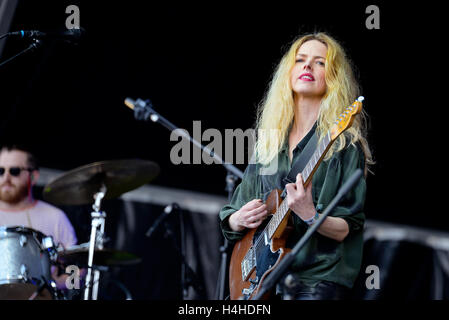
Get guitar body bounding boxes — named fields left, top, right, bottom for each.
left=229, top=189, right=292, bottom=300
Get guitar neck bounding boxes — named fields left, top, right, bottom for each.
left=266, top=130, right=332, bottom=239
left=301, top=131, right=332, bottom=186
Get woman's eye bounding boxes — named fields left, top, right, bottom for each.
left=295, top=59, right=304, bottom=63
left=317, top=61, right=325, bottom=66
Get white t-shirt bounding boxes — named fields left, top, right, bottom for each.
left=0, top=200, right=77, bottom=248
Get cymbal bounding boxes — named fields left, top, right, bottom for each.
left=43, top=159, right=159, bottom=206
left=58, top=246, right=142, bottom=267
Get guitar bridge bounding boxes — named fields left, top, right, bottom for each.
left=249, top=276, right=258, bottom=285
left=242, top=280, right=257, bottom=299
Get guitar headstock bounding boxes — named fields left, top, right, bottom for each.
left=330, top=96, right=364, bottom=140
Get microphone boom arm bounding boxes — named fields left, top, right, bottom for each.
left=124, top=98, right=243, bottom=180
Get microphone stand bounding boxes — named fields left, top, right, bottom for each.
left=0, top=37, right=42, bottom=68
left=215, top=173, right=238, bottom=300
left=251, top=169, right=363, bottom=300
left=146, top=203, right=200, bottom=299
left=126, top=98, right=243, bottom=300
left=162, top=205, right=207, bottom=299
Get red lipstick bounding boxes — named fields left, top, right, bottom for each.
left=299, top=72, right=315, bottom=81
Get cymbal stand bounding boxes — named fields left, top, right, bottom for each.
left=83, top=184, right=107, bottom=300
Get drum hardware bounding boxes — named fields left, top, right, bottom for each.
left=42, top=236, right=58, bottom=262
left=83, top=184, right=107, bottom=300
left=19, top=235, right=27, bottom=247
left=28, top=276, right=58, bottom=300
left=20, top=264, right=29, bottom=281
left=43, top=159, right=158, bottom=300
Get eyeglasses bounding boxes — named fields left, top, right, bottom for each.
left=0, top=167, right=34, bottom=177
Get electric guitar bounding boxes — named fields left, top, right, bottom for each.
left=228, top=96, right=364, bottom=300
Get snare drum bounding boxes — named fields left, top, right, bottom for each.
left=0, top=226, right=57, bottom=300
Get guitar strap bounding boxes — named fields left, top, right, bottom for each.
left=282, top=123, right=318, bottom=189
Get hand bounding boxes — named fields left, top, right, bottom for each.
left=51, top=266, right=87, bottom=290
left=285, top=173, right=316, bottom=221
left=228, top=199, right=268, bottom=232
left=51, top=266, right=70, bottom=290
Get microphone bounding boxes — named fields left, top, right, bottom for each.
left=7, top=28, right=84, bottom=44
left=124, top=97, right=150, bottom=110
left=124, top=97, right=138, bottom=110
left=124, top=97, right=159, bottom=122
left=145, top=203, right=179, bottom=238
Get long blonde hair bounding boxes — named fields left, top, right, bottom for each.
left=255, top=32, right=373, bottom=172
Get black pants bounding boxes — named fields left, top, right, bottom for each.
left=277, top=275, right=349, bottom=300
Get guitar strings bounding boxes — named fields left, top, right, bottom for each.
left=250, top=131, right=331, bottom=256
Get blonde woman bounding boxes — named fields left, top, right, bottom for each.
left=220, top=33, right=373, bottom=300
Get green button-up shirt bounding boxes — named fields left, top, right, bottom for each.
left=219, top=124, right=366, bottom=288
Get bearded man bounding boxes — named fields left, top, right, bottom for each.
left=0, top=145, right=78, bottom=292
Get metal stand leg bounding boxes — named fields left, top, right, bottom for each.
left=92, top=213, right=106, bottom=300
left=83, top=185, right=107, bottom=300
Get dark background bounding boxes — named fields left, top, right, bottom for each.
left=0, top=0, right=445, bottom=301
left=0, top=1, right=441, bottom=229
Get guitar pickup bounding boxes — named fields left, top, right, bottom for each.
left=241, top=248, right=256, bottom=281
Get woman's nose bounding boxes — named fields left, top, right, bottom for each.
left=303, top=60, right=312, bottom=70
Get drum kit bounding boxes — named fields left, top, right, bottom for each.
left=0, top=159, right=160, bottom=300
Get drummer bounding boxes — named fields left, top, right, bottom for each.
left=0, top=144, right=78, bottom=289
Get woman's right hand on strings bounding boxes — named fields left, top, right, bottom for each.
left=228, top=199, right=268, bottom=232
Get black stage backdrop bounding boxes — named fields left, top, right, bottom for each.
left=0, top=1, right=446, bottom=301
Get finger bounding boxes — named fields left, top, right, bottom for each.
left=296, top=173, right=304, bottom=184
left=305, top=180, right=313, bottom=193
left=295, top=174, right=305, bottom=193
left=251, top=204, right=268, bottom=218
left=252, top=208, right=269, bottom=221
left=249, top=203, right=267, bottom=216
left=243, top=208, right=267, bottom=225
left=285, top=183, right=296, bottom=195
left=244, top=199, right=264, bottom=210
left=247, top=219, right=264, bottom=229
